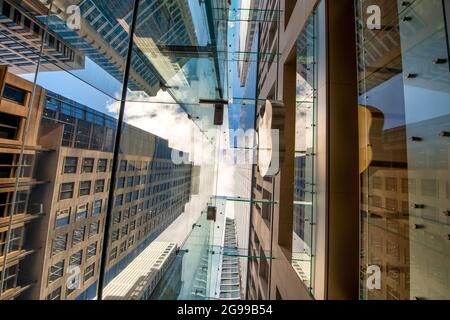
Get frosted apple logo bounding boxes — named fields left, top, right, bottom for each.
left=367, top=5, right=381, bottom=30
left=257, top=100, right=280, bottom=177
left=66, top=5, right=81, bottom=31
left=367, top=265, right=381, bottom=290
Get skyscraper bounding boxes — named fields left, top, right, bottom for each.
left=0, top=67, right=193, bottom=300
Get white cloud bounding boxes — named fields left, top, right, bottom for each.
left=107, top=90, right=198, bottom=154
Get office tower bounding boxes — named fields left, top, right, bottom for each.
left=0, top=67, right=193, bottom=300
left=32, top=0, right=199, bottom=97
left=219, top=218, right=242, bottom=300
left=0, top=0, right=84, bottom=74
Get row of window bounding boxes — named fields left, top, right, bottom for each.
left=63, top=157, right=109, bottom=174
left=55, top=201, right=103, bottom=228
left=51, top=225, right=100, bottom=257
left=119, top=159, right=180, bottom=172
left=47, top=261, right=96, bottom=296
left=59, top=180, right=107, bottom=201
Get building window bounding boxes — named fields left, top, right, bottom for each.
left=75, top=204, right=88, bottom=221
left=117, top=177, right=125, bottom=189
left=86, top=242, right=97, bottom=260
left=47, top=287, right=62, bottom=300
left=119, top=241, right=126, bottom=254
left=127, top=176, right=134, bottom=187
left=59, top=182, right=74, bottom=200
left=113, top=211, right=121, bottom=224
left=0, top=112, right=20, bottom=140
left=48, top=260, right=64, bottom=284
left=94, top=179, right=105, bottom=193
left=97, top=159, right=107, bottom=172
left=127, top=235, right=134, bottom=248
left=121, top=224, right=128, bottom=238
left=128, top=161, right=135, bottom=172
left=120, top=160, right=127, bottom=172
left=69, top=250, right=83, bottom=266
left=55, top=208, right=71, bottom=228
left=111, top=229, right=119, bottom=242
left=115, top=194, right=123, bottom=206
left=72, top=226, right=85, bottom=246
left=125, top=192, right=132, bottom=203
left=84, top=263, right=95, bottom=282
left=79, top=181, right=91, bottom=196
left=2, top=84, right=26, bottom=105
left=63, top=157, right=78, bottom=174
left=0, top=228, right=23, bottom=255
left=51, top=234, right=68, bottom=256
left=2, top=265, right=18, bottom=291
left=109, top=247, right=117, bottom=261
left=81, top=158, right=94, bottom=173
left=88, top=221, right=100, bottom=237
left=92, top=199, right=102, bottom=215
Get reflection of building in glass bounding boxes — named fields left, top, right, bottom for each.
left=0, top=68, right=193, bottom=300
left=219, top=218, right=242, bottom=300
left=0, top=66, right=47, bottom=300
left=38, top=0, right=198, bottom=96
left=0, top=0, right=84, bottom=74
left=357, top=0, right=450, bottom=300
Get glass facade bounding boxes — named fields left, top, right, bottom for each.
left=357, top=0, right=450, bottom=300
left=0, top=0, right=449, bottom=302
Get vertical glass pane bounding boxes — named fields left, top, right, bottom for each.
left=357, top=0, right=450, bottom=300
left=293, top=11, right=316, bottom=294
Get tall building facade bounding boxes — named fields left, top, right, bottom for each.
left=241, top=0, right=450, bottom=300
left=34, top=0, right=199, bottom=96
left=0, top=67, right=193, bottom=300
left=0, top=0, right=84, bottom=74
left=0, top=66, right=46, bottom=300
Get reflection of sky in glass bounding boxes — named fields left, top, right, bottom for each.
left=359, top=74, right=406, bottom=130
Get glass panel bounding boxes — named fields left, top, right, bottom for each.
left=0, top=0, right=281, bottom=301
left=357, top=0, right=450, bottom=300
left=292, top=11, right=317, bottom=294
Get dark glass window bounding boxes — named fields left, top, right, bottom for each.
left=48, top=260, right=64, bottom=284
left=117, top=177, right=125, bottom=189
left=82, top=158, right=94, bottom=173
left=51, top=234, right=68, bottom=256
left=59, top=182, right=74, bottom=200
left=97, top=159, right=107, bottom=172
left=95, top=179, right=105, bottom=193
left=63, top=157, right=78, bottom=174
left=84, top=263, right=95, bottom=281
left=72, top=226, right=85, bottom=245
left=0, top=112, right=20, bottom=140
left=79, top=181, right=91, bottom=196
left=2, top=84, right=26, bottom=105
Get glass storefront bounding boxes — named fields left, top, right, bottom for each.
left=357, top=0, right=450, bottom=300
left=0, top=0, right=280, bottom=301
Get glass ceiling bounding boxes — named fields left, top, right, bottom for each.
left=0, top=0, right=282, bottom=301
